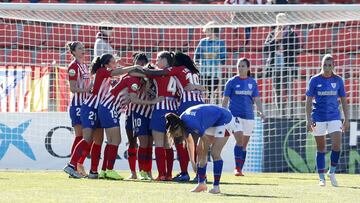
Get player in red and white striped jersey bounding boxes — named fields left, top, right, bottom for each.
left=97, top=72, right=162, bottom=180
left=66, top=41, right=92, bottom=177
left=63, top=53, right=140, bottom=179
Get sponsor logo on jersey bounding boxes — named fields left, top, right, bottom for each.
left=69, top=69, right=76, bottom=77
left=131, top=83, right=139, bottom=91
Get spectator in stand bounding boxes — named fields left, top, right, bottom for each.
left=194, top=21, right=226, bottom=104
left=263, top=13, right=299, bottom=115
left=94, top=22, right=117, bottom=58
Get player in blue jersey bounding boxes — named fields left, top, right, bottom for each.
left=305, top=54, right=349, bottom=187
left=166, top=104, right=236, bottom=194
left=222, top=58, right=265, bottom=176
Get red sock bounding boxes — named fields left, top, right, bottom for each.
left=138, top=147, right=147, bottom=171
left=101, top=144, right=110, bottom=171
left=107, top=144, right=118, bottom=170
left=128, top=147, right=137, bottom=172
left=146, top=147, right=153, bottom=172
left=70, top=139, right=91, bottom=166
left=155, top=147, right=166, bottom=177
left=71, top=136, right=82, bottom=156
left=90, top=143, right=102, bottom=173
left=176, top=144, right=189, bottom=173
left=165, top=148, right=174, bottom=177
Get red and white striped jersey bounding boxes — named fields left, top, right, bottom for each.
left=149, top=67, right=179, bottom=110
left=131, top=87, right=155, bottom=118
left=166, top=66, right=204, bottom=104
left=83, top=68, right=112, bottom=108
left=68, top=60, right=91, bottom=107
left=101, top=74, right=142, bottom=113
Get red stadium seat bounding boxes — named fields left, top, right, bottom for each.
left=7, top=50, right=33, bottom=65
left=0, top=50, right=5, bottom=65
left=66, top=0, right=87, bottom=3
left=77, top=25, right=98, bottom=48
left=36, top=50, right=62, bottom=65
left=133, top=28, right=161, bottom=49
left=122, top=0, right=143, bottom=3
left=96, top=0, right=116, bottom=4
left=220, top=27, right=246, bottom=52
left=39, top=0, right=59, bottom=3
left=334, top=28, right=360, bottom=52
left=297, top=53, right=321, bottom=75
left=345, top=79, right=360, bottom=104
left=306, top=28, right=333, bottom=52
left=293, top=78, right=307, bottom=101
left=332, top=53, right=351, bottom=67
left=0, top=23, right=18, bottom=48
left=249, top=27, right=272, bottom=52
left=257, top=78, right=273, bottom=103
left=18, top=24, right=46, bottom=48
left=190, top=28, right=205, bottom=49
left=113, top=27, right=132, bottom=49
left=161, top=28, right=189, bottom=50
left=46, top=24, right=74, bottom=48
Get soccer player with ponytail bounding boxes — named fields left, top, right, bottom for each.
left=63, top=53, right=140, bottom=178
left=66, top=41, right=91, bottom=177
left=222, top=57, right=265, bottom=176
left=306, top=54, right=349, bottom=187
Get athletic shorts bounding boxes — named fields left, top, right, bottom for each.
left=133, top=111, right=151, bottom=136
left=98, top=104, right=119, bottom=129
left=313, top=120, right=342, bottom=136
left=150, top=109, right=176, bottom=133
left=233, top=117, right=255, bottom=136
left=80, top=105, right=101, bottom=129
left=69, top=105, right=81, bottom=126
left=204, top=116, right=236, bottom=138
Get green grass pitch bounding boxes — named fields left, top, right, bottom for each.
left=0, top=171, right=359, bottom=202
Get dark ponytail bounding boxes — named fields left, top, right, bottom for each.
left=132, top=52, right=149, bottom=65
left=237, top=57, right=251, bottom=77
left=165, top=113, right=185, bottom=137
left=173, top=51, right=199, bottom=74
left=158, top=51, right=174, bottom=67
left=66, top=41, right=81, bottom=56
left=91, top=53, right=114, bottom=74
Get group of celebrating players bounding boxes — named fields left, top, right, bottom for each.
left=62, top=39, right=348, bottom=193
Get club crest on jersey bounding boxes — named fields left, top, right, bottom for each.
left=248, top=84, right=253, bottom=89
left=331, top=83, right=336, bottom=88
left=69, top=69, right=76, bottom=77
left=236, top=85, right=240, bottom=88
left=131, top=83, right=139, bottom=91
left=317, top=84, right=322, bottom=87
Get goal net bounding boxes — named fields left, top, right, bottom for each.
left=0, top=3, right=359, bottom=173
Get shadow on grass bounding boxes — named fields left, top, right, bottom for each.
left=278, top=177, right=314, bottom=181
left=221, top=193, right=291, bottom=199
left=339, top=186, right=360, bottom=190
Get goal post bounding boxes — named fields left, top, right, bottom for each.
left=0, top=3, right=359, bottom=173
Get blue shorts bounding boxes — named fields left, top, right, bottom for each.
left=69, top=105, right=81, bottom=126
left=80, top=105, right=101, bottom=129
left=98, top=105, right=119, bottom=129
left=133, top=111, right=151, bottom=136
left=125, top=112, right=133, bottom=131
left=150, top=109, right=176, bottom=133
left=178, top=101, right=204, bottom=115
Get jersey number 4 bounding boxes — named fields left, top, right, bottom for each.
left=167, top=76, right=177, bottom=95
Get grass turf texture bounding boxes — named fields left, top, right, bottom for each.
left=0, top=171, right=359, bottom=202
